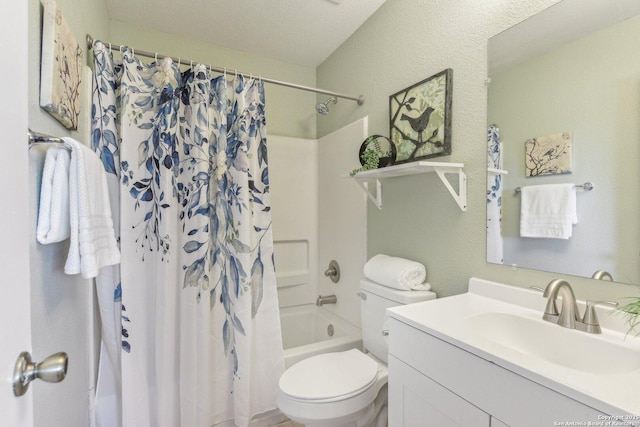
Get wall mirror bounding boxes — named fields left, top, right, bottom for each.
left=486, top=0, right=640, bottom=285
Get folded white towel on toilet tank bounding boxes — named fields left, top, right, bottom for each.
left=363, top=254, right=429, bottom=290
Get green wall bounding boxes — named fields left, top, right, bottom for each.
left=29, top=0, right=110, bottom=141
left=28, top=0, right=639, bottom=310
left=316, top=0, right=637, bottom=301
left=28, top=2, right=110, bottom=426
left=489, top=15, right=640, bottom=283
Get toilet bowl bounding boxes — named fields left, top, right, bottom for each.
left=278, top=349, right=387, bottom=427
left=277, top=280, right=436, bottom=427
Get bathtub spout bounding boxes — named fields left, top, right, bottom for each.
left=316, top=295, right=337, bottom=306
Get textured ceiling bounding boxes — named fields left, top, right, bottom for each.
left=489, top=0, right=640, bottom=74
left=105, top=0, right=387, bottom=67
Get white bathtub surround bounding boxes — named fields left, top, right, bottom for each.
left=280, top=304, right=362, bottom=368
left=277, top=280, right=435, bottom=427
left=317, top=118, right=368, bottom=328
left=269, top=136, right=319, bottom=308
left=270, top=118, right=368, bottom=329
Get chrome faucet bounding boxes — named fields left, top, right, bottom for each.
left=539, top=279, right=618, bottom=333
left=316, top=294, right=337, bottom=306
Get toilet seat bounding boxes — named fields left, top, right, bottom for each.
left=277, top=350, right=389, bottom=426
left=279, top=349, right=379, bottom=402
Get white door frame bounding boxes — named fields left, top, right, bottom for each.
left=0, top=1, right=34, bottom=426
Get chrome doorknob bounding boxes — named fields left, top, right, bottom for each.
left=13, top=351, right=68, bottom=397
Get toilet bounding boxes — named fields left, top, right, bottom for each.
left=277, top=279, right=436, bottom=427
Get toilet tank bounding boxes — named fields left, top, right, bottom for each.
left=359, top=279, right=436, bottom=363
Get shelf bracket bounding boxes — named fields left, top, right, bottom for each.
left=347, top=161, right=466, bottom=212
left=433, top=166, right=467, bottom=212
left=355, top=178, right=383, bottom=210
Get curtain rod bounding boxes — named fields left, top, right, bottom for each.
left=86, top=34, right=365, bottom=105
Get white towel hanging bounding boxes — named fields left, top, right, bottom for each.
left=520, top=183, right=576, bottom=239
left=37, top=148, right=71, bottom=244
left=63, top=137, right=120, bottom=278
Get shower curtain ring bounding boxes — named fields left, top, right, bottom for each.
left=131, top=48, right=135, bottom=57
left=178, top=58, right=181, bottom=67
left=119, top=45, right=124, bottom=53
left=154, top=52, right=158, bottom=62
left=108, top=43, right=112, bottom=52
left=190, top=60, right=193, bottom=68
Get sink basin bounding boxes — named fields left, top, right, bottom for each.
left=387, top=277, right=640, bottom=416
left=460, top=312, right=640, bottom=375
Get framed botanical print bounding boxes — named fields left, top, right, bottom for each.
left=389, top=68, right=452, bottom=163
left=40, top=0, right=82, bottom=130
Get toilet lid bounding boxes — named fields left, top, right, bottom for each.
left=279, top=349, right=378, bottom=401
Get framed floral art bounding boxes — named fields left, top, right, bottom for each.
left=389, top=68, right=453, bottom=163
left=40, top=0, right=82, bottom=130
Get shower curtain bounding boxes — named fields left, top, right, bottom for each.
left=487, top=125, right=504, bottom=264
left=91, top=41, right=284, bottom=427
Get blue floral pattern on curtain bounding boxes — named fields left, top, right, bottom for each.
left=487, top=125, right=504, bottom=264
left=91, top=41, right=284, bottom=427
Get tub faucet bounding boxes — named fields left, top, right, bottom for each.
left=540, top=279, right=618, bottom=333
left=316, top=295, right=337, bottom=306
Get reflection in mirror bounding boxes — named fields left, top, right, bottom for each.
left=486, top=0, right=640, bottom=285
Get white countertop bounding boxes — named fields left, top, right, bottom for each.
left=387, top=278, right=640, bottom=417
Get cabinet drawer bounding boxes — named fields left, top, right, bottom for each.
left=389, top=318, right=605, bottom=427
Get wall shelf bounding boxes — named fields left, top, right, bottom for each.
left=487, top=167, right=509, bottom=175
left=347, top=161, right=467, bottom=211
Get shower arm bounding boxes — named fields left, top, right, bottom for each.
left=86, top=34, right=365, bottom=105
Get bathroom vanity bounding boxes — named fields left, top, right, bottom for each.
left=387, top=278, right=640, bottom=427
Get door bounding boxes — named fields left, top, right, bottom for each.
left=0, top=1, right=34, bottom=426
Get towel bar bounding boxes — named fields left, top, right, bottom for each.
left=514, top=182, right=593, bottom=195
left=28, top=129, right=65, bottom=145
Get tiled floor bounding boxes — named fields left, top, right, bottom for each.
left=271, top=421, right=304, bottom=427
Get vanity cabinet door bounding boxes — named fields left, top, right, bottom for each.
left=389, top=355, right=490, bottom=427
left=389, top=318, right=608, bottom=426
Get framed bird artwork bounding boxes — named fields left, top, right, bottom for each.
left=40, top=0, right=82, bottom=130
left=524, top=132, right=573, bottom=177
left=389, top=68, right=453, bottom=163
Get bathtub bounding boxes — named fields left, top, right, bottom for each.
left=280, top=304, right=362, bottom=368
